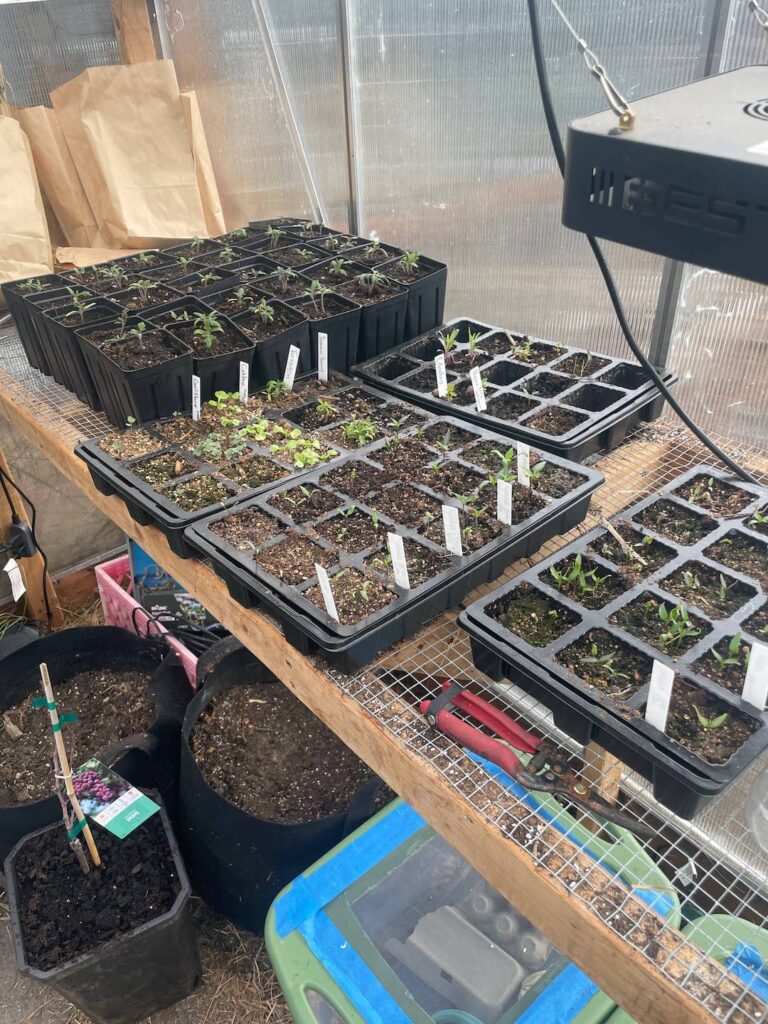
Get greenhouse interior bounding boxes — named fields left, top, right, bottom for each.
left=1, top=1, right=768, bottom=1022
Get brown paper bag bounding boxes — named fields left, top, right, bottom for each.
left=0, top=116, right=52, bottom=296
left=180, top=91, right=226, bottom=237
left=55, top=246, right=140, bottom=269
left=15, top=105, right=107, bottom=248
left=51, top=60, right=208, bottom=248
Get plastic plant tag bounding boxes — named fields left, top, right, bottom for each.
left=496, top=480, right=513, bottom=526
left=315, top=563, right=339, bottom=622
left=442, top=504, right=463, bottom=557
left=4, top=558, right=25, bottom=602
left=239, top=360, right=249, bottom=403
left=645, top=660, right=675, bottom=732
left=283, top=344, right=300, bottom=390
left=469, top=366, right=487, bottom=411
left=318, top=332, right=329, bottom=382
left=743, top=641, right=768, bottom=711
left=73, top=759, right=160, bottom=839
left=434, top=353, right=448, bottom=397
left=387, top=532, right=411, bottom=590
left=191, top=374, right=201, bottom=420
left=517, top=443, right=531, bottom=487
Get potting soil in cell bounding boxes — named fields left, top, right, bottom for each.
left=13, top=815, right=180, bottom=971
left=0, top=668, right=154, bottom=804
left=190, top=683, right=378, bottom=824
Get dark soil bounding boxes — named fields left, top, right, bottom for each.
left=318, top=234, right=362, bottom=253
left=366, top=538, right=451, bottom=587
left=374, top=439, right=436, bottom=476
left=255, top=534, right=335, bottom=585
left=634, top=499, right=718, bottom=545
left=316, top=418, right=381, bottom=451
left=163, top=474, right=234, bottom=512
left=420, top=508, right=502, bottom=552
left=521, top=372, right=574, bottom=398
left=556, top=628, right=651, bottom=700
left=98, top=430, right=161, bottom=461
left=337, top=277, right=405, bottom=306
left=371, top=353, right=419, bottom=380
left=194, top=247, right=246, bottom=268
left=508, top=339, right=559, bottom=366
left=446, top=350, right=491, bottom=373
left=486, top=582, right=580, bottom=645
left=235, top=303, right=305, bottom=342
left=313, top=508, right=382, bottom=552
left=459, top=440, right=517, bottom=474
left=705, top=530, right=768, bottom=588
left=378, top=258, right=437, bottom=283
left=308, top=264, right=358, bottom=289
left=191, top=681, right=377, bottom=823
left=400, top=367, right=445, bottom=394
left=588, top=523, right=676, bottom=580
left=554, top=353, right=611, bottom=377
left=292, top=295, right=352, bottom=322
left=155, top=415, right=208, bottom=447
left=414, top=460, right=485, bottom=497
left=209, top=507, right=281, bottom=551
left=486, top=392, right=540, bottom=422
left=267, top=485, right=344, bottom=522
left=131, top=453, right=196, bottom=486
left=288, top=398, right=348, bottom=430
left=479, top=332, right=516, bottom=356
left=373, top=486, right=443, bottom=528
left=454, top=379, right=490, bottom=406
left=610, top=592, right=710, bottom=657
left=524, top=406, right=589, bottom=436
left=102, top=331, right=187, bottom=370
left=224, top=454, right=288, bottom=489
left=743, top=602, right=768, bottom=639
left=258, top=273, right=310, bottom=300
left=171, top=321, right=253, bottom=358
left=533, top=463, right=585, bottom=500
left=319, top=461, right=394, bottom=500
left=14, top=814, right=180, bottom=971
left=305, top=568, right=395, bottom=623
left=660, top=560, right=757, bottom=619
left=207, top=285, right=267, bottom=315
left=656, top=680, right=754, bottom=765
left=142, top=262, right=186, bottom=284
left=544, top=554, right=628, bottom=610
left=263, top=373, right=350, bottom=410
left=271, top=246, right=322, bottom=268
left=175, top=271, right=231, bottom=294
left=169, top=240, right=222, bottom=259
left=0, top=667, right=154, bottom=804
left=52, top=304, right=115, bottom=326
left=115, top=284, right=178, bottom=311
left=421, top=424, right=477, bottom=450
left=347, top=243, right=401, bottom=266
left=674, top=475, right=754, bottom=517
left=692, top=635, right=752, bottom=699
left=748, top=507, right=768, bottom=537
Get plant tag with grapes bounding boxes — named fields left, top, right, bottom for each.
left=73, top=759, right=160, bottom=839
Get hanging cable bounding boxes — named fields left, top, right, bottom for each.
left=525, top=0, right=760, bottom=485
left=748, top=0, right=768, bottom=32
left=0, top=463, right=54, bottom=631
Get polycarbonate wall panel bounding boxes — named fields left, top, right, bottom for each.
left=0, top=0, right=119, bottom=107
left=344, top=1, right=716, bottom=355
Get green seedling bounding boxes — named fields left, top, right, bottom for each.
left=217, top=246, right=237, bottom=263
left=198, top=272, right=219, bottom=285
left=266, top=226, right=286, bottom=249
left=192, top=311, right=225, bottom=350
left=657, top=602, right=700, bottom=648
left=364, top=240, right=383, bottom=259
left=343, top=418, right=376, bottom=448
left=712, top=631, right=748, bottom=669
left=682, top=570, right=700, bottom=591
left=251, top=298, right=275, bottom=324
left=355, top=270, right=388, bottom=297
left=64, top=289, right=96, bottom=321
left=295, top=249, right=315, bottom=262
left=274, top=265, right=298, bottom=293
left=514, top=336, right=534, bottom=360
left=264, top=379, right=288, bottom=402
left=523, top=460, right=547, bottom=484
left=190, top=236, right=206, bottom=252
left=133, top=279, right=157, bottom=303
left=688, top=477, right=715, bottom=506
left=438, top=328, right=460, bottom=361
left=135, top=252, right=154, bottom=266
left=128, top=321, right=148, bottom=344
left=397, top=250, right=421, bottom=277
left=304, top=280, right=332, bottom=316
left=445, top=383, right=457, bottom=403
left=718, top=573, right=735, bottom=603
left=750, top=509, right=768, bottom=528
left=549, top=552, right=607, bottom=596
left=328, top=258, right=350, bottom=279
left=693, top=706, right=729, bottom=731
left=228, top=228, right=248, bottom=240
left=467, top=329, right=483, bottom=361
left=493, top=447, right=517, bottom=482
left=17, top=278, right=47, bottom=293
left=583, top=643, right=630, bottom=680
left=317, top=398, right=336, bottom=421
left=387, top=417, right=406, bottom=446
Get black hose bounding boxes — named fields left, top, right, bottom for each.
left=526, top=0, right=759, bottom=485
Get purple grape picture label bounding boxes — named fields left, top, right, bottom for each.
left=73, top=759, right=160, bottom=839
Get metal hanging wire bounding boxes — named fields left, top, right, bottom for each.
left=748, top=0, right=768, bottom=32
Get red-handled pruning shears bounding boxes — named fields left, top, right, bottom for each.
left=419, top=681, right=655, bottom=842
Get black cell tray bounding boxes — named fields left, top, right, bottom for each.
left=353, top=316, right=677, bottom=462
left=460, top=464, right=768, bottom=818
left=183, top=420, right=603, bottom=671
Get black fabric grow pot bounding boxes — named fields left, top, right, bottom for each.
left=77, top=320, right=193, bottom=427
left=42, top=298, right=123, bottom=407
left=287, top=293, right=362, bottom=374
left=233, top=300, right=311, bottom=384
left=0, top=627, right=192, bottom=865
left=379, top=255, right=448, bottom=338
left=178, top=638, right=382, bottom=932
left=2, top=274, right=68, bottom=373
left=5, top=808, right=200, bottom=1024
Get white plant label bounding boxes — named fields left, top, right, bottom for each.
left=496, top=479, right=513, bottom=526
left=318, top=332, right=329, bottom=382
left=517, top=443, right=531, bottom=487
left=742, top=640, right=768, bottom=711
left=238, top=361, right=249, bottom=403
left=387, top=533, right=411, bottom=590
left=191, top=374, right=201, bottom=421
left=283, top=345, right=301, bottom=390
left=434, top=354, right=448, bottom=398
left=314, top=564, right=339, bottom=622
left=442, top=504, right=463, bottom=557
left=4, top=558, right=25, bottom=602
left=645, top=660, right=675, bottom=733
left=469, top=366, right=487, bottom=411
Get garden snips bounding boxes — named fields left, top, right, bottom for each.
left=420, top=681, right=655, bottom=841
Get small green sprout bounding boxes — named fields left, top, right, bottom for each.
left=693, top=706, right=729, bottom=731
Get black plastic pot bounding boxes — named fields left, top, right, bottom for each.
left=159, top=307, right=255, bottom=399
left=42, top=298, right=123, bottom=407
left=354, top=317, right=677, bottom=461
left=26, top=286, right=93, bottom=378
left=5, top=808, right=201, bottom=1024
left=108, top=283, right=184, bottom=315
left=346, top=242, right=405, bottom=267
left=233, top=300, right=312, bottom=383
left=459, top=464, right=768, bottom=818
left=379, top=255, right=448, bottom=338
left=178, top=638, right=382, bottom=932
left=0, top=627, right=192, bottom=865
left=2, top=274, right=68, bottom=373
left=287, top=293, right=362, bottom=374
left=184, top=416, right=603, bottom=670
left=329, top=264, right=408, bottom=363
left=76, top=319, right=193, bottom=427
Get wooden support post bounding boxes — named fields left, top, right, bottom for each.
left=111, top=0, right=158, bottom=64
left=0, top=445, right=63, bottom=628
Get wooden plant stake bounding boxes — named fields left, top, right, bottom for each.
left=38, top=663, right=102, bottom=870
left=599, top=517, right=648, bottom=568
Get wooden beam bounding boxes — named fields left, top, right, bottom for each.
left=111, top=0, right=158, bottom=64
left=0, top=380, right=749, bottom=1024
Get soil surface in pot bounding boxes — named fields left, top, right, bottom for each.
left=293, top=295, right=354, bottom=322
left=319, top=461, right=394, bottom=500
left=305, top=568, right=395, bottom=623
left=14, top=814, right=179, bottom=971
left=420, top=507, right=503, bottom=552
left=524, top=406, right=589, bottom=436
left=132, top=453, right=196, bottom=487
left=314, top=508, right=382, bottom=552
left=705, top=531, right=768, bottom=588
left=98, top=430, right=162, bottom=462
left=543, top=554, right=628, bottom=610
left=162, top=474, right=234, bottom=512
left=486, top=583, right=580, bottom=645
left=271, top=247, right=322, bottom=268
left=366, top=539, right=451, bottom=588
left=649, top=681, right=754, bottom=765
left=674, top=474, right=754, bottom=517
left=102, top=332, right=187, bottom=371
left=224, top=454, right=288, bottom=489
left=267, top=485, right=343, bottom=522
left=168, top=240, right=221, bottom=259
left=634, top=499, right=717, bottom=546
left=374, top=440, right=435, bottom=476
left=235, top=303, right=305, bottom=342
left=555, top=628, right=651, bottom=701
left=191, top=682, right=377, bottom=822
left=588, top=524, right=676, bottom=581
left=51, top=304, right=115, bottom=327
left=348, top=244, right=401, bottom=266
left=521, top=372, right=573, bottom=399
left=260, top=274, right=309, bottom=301
left=486, top=393, right=539, bottom=422
left=554, top=353, right=611, bottom=377
left=508, top=339, right=559, bottom=366
left=692, top=635, right=753, bottom=700
left=209, top=285, right=268, bottom=315
left=116, top=285, right=178, bottom=311
left=420, top=423, right=477, bottom=450
left=209, top=507, right=281, bottom=551
left=288, top=390, right=381, bottom=431
left=372, top=486, right=443, bottom=528
left=173, top=322, right=252, bottom=358
left=381, top=258, right=439, bottom=284
left=0, top=667, right=154, bottom=804
left=660, top=560, right=756, bottom=619
left=610, top=592, right=710, bottom=657
left=337, top=277, right=404, bottom=306
left=255, top=534, right=335, bottom=586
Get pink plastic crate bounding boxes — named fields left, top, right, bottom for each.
left=95, top=554, right=198, bottom=688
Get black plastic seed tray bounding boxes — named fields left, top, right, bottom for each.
left=353, top=316, right=677, bottom=461
left=75, top=376, right=430, bottom=558
left=460, top=464, right=768, bottom=818
left=183, top=419, right=603, bottom=671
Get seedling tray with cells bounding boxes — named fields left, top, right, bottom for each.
left=353, top=316, right=677, bottom=461
left=459, top=464, right=768, bottom=817
left=74, top=376, right=427, bottom=558
left=184, top=417, right=603, bottom=670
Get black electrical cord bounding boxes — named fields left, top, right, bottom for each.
left=0, top=463, right=54, bottom=632
left=525, top=0, right=759, bottom=486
